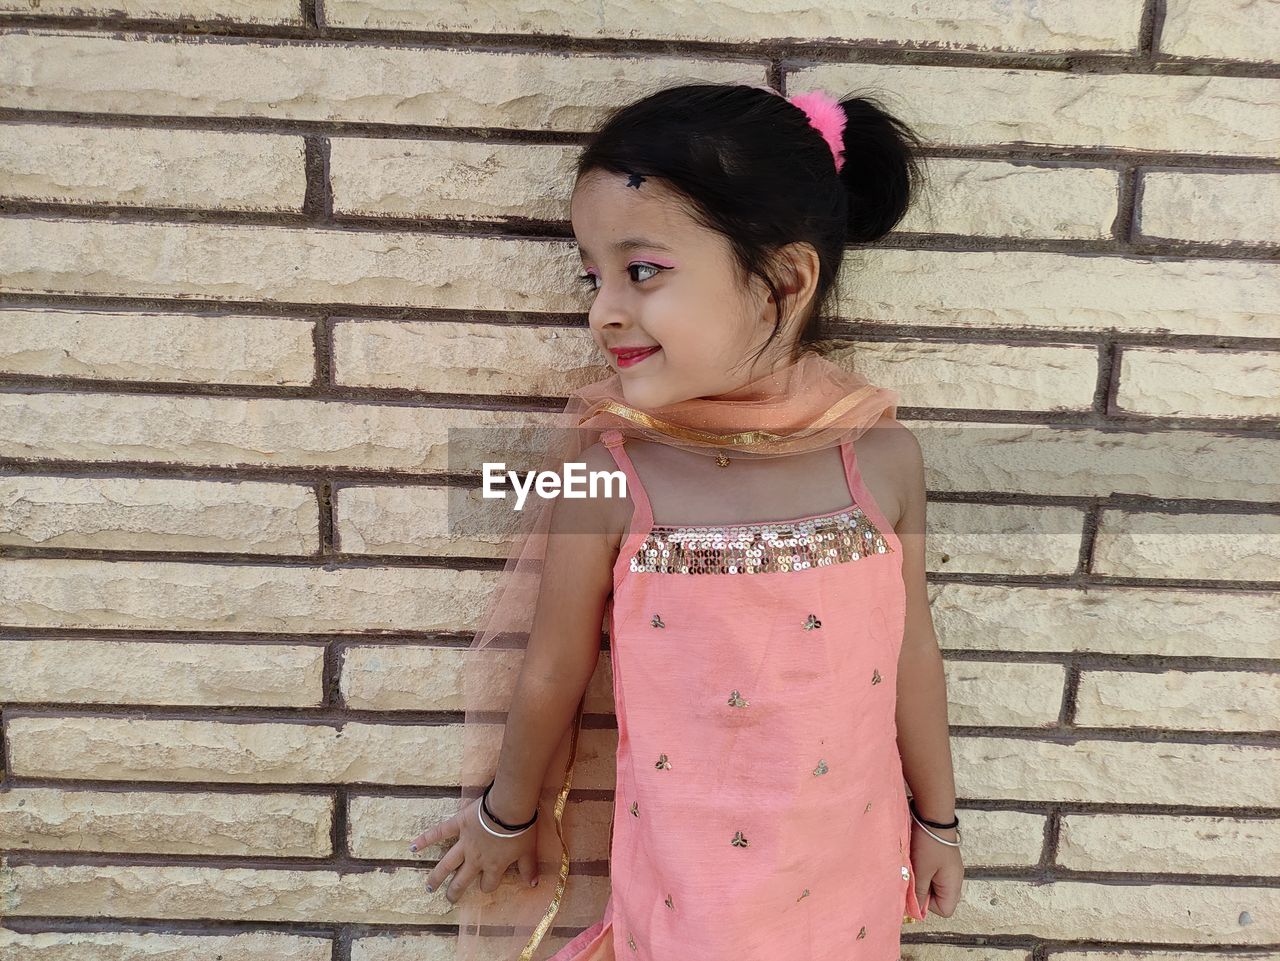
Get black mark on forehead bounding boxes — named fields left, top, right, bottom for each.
left=626, top=172, right=647, bottom=189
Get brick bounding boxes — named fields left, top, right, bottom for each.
left=322, top=0, right=1144, bottom=54
left=4, top=716, right=619, bottom=791
left=340, top=643, right=612, bottom=714
left=334, top=484, right=524, bottom=560
left=0, top=308, right=314, bottom=385
left=329, top=138, right=580, bottom=223
left=2, top=861, right=611, bottom=928
left=0, top=391, right=561, bottom=472
left=1160, top=0, right=1280, bottom=64
left=892, top=877, right=1280, bottom=942
left=0, top=1, right=303, bottom=23
left=0, top=216, right=587, bottom=311
left=0, top=31, right=760, bottom=128
left=956, top=735, right=1277, bottom=806
left=904, top=950, right=1031, bottom=961
left=897, top=158, right=1118, bottom=240
left=930, top=584, right=1279, bottom=659
left=1115, top=347, right=1280, bottom=418
left=787, top=340, right=1099, bottom=411
left=0, top=786, right=332, bottom=856
left=916, top=421, right=1279, bottom=501
left=332, top=320, right=605, bottom=398
left=1093, top=510, right=1280, bottom=581
left=0, top=124, right=305, bottom=212
left=944, top=661, right=1066, bottom=727
left=838, top=247, right=1280, bottom=338
left=0, top=638, right=325, bottom=707
left=0, top=558, right=498, bottom=632
left=1075, top=669, right=1280, bottom=732
left=923, top=502, right=1084, bottom=575
left=0, top=476, right=319, bottom=553
left=0, top=930, right=332, bottom=961
left=947, top=809, right=1045, bottom=868
left=1058, top=812, right=1280, bottom=874
left=1138, top=171, right=1280, bottom=245
left=793, top=62, right=1280, bottom=157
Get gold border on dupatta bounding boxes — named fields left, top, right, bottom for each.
left=578, top=386, right=876, bottom=450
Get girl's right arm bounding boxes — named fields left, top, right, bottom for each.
left=409, top=441, right=625, bottom=903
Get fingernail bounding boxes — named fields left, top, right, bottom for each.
left=531, top=878, right=539, bottom=887
left=408, top=844, right=417, bottom=852
left=425, top=883, right=433, bottom=892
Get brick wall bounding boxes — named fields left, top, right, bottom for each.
left=1, top=2, right=1278, bottom=959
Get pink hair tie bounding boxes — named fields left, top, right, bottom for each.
left=786, top=89, right=848, bottom=173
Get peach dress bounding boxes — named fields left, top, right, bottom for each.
left=548, top=427, right=930, bottom=961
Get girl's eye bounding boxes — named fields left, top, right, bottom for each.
left=576, top=263, right=664, bottom=292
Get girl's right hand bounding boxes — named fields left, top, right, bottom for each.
left=409, top=796, right=541, bottom=904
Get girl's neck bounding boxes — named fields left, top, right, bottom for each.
left=702, top=348, right=803, bottom=402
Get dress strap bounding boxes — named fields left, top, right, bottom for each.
left=599, top=429, right=654, bottom=534
left=839, top=436, right=902, bottom=553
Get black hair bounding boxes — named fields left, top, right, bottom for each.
left=573, top=82, right=927, bottom=373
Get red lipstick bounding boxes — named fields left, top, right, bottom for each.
left=610, top=345, right=661, bottom=368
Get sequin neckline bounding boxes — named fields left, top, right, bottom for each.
left=628, top=503, right=893, bottom=575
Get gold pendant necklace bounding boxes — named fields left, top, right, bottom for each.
left=715, top=452, right=731, bottom=467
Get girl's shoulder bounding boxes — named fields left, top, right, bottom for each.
left=571, top=439, right=633, bottom=553
left=851, top=412, right=925, bottom=530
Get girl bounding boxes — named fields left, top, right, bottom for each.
left=409, top=82, right=963, bottom=961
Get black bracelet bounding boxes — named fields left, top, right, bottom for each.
left=481, top=778, right=539, bottom=832
left=908, top=796, right=959, bottom=830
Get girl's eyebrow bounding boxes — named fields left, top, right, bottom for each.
left=577, top=237, right=674, bottom=257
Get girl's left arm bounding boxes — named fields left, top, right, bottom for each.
left=883, top=423, right=963, bottom=918
left=890, top=426, right=958, bottom=827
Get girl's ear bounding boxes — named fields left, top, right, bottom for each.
left=771, top=241, right=822, bottom=326
left=778, top=241, right=821, bottom=299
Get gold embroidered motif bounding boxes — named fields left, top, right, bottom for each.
left=871, top=668, right=882, bottom=685
left=665, top=893, right=675, bottom=909
left=655, top=753, right=672, bottom=770
left=627, top=933, right=637, bottom=951
left=727, top=690, right=748, bottom=708
left=901, top=865, right=910, bottom=880
left=630, top=801, right=639, bottom=817
left=867, top=801, right=874, bottom=813
left=731, top=831, right=749, bottom=847
left=628, top=507, right=892, bottom=575
left=650, top=613, right=665, bottom=628
left=797, top=888, right=810, bottom=901
left=803, top=613, right=822, bottom=630
left=813, top=759, right=829, bottom=776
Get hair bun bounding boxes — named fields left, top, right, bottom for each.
left=837, top=95, right=924, bottom=244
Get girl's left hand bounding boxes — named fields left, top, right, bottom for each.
left=910, top=821, right=964, bottom=917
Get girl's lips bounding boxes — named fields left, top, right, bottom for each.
left=615, top=346, right=661, bottom=368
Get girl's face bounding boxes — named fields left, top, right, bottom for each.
left=570, top=169, right=796, bottom=409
